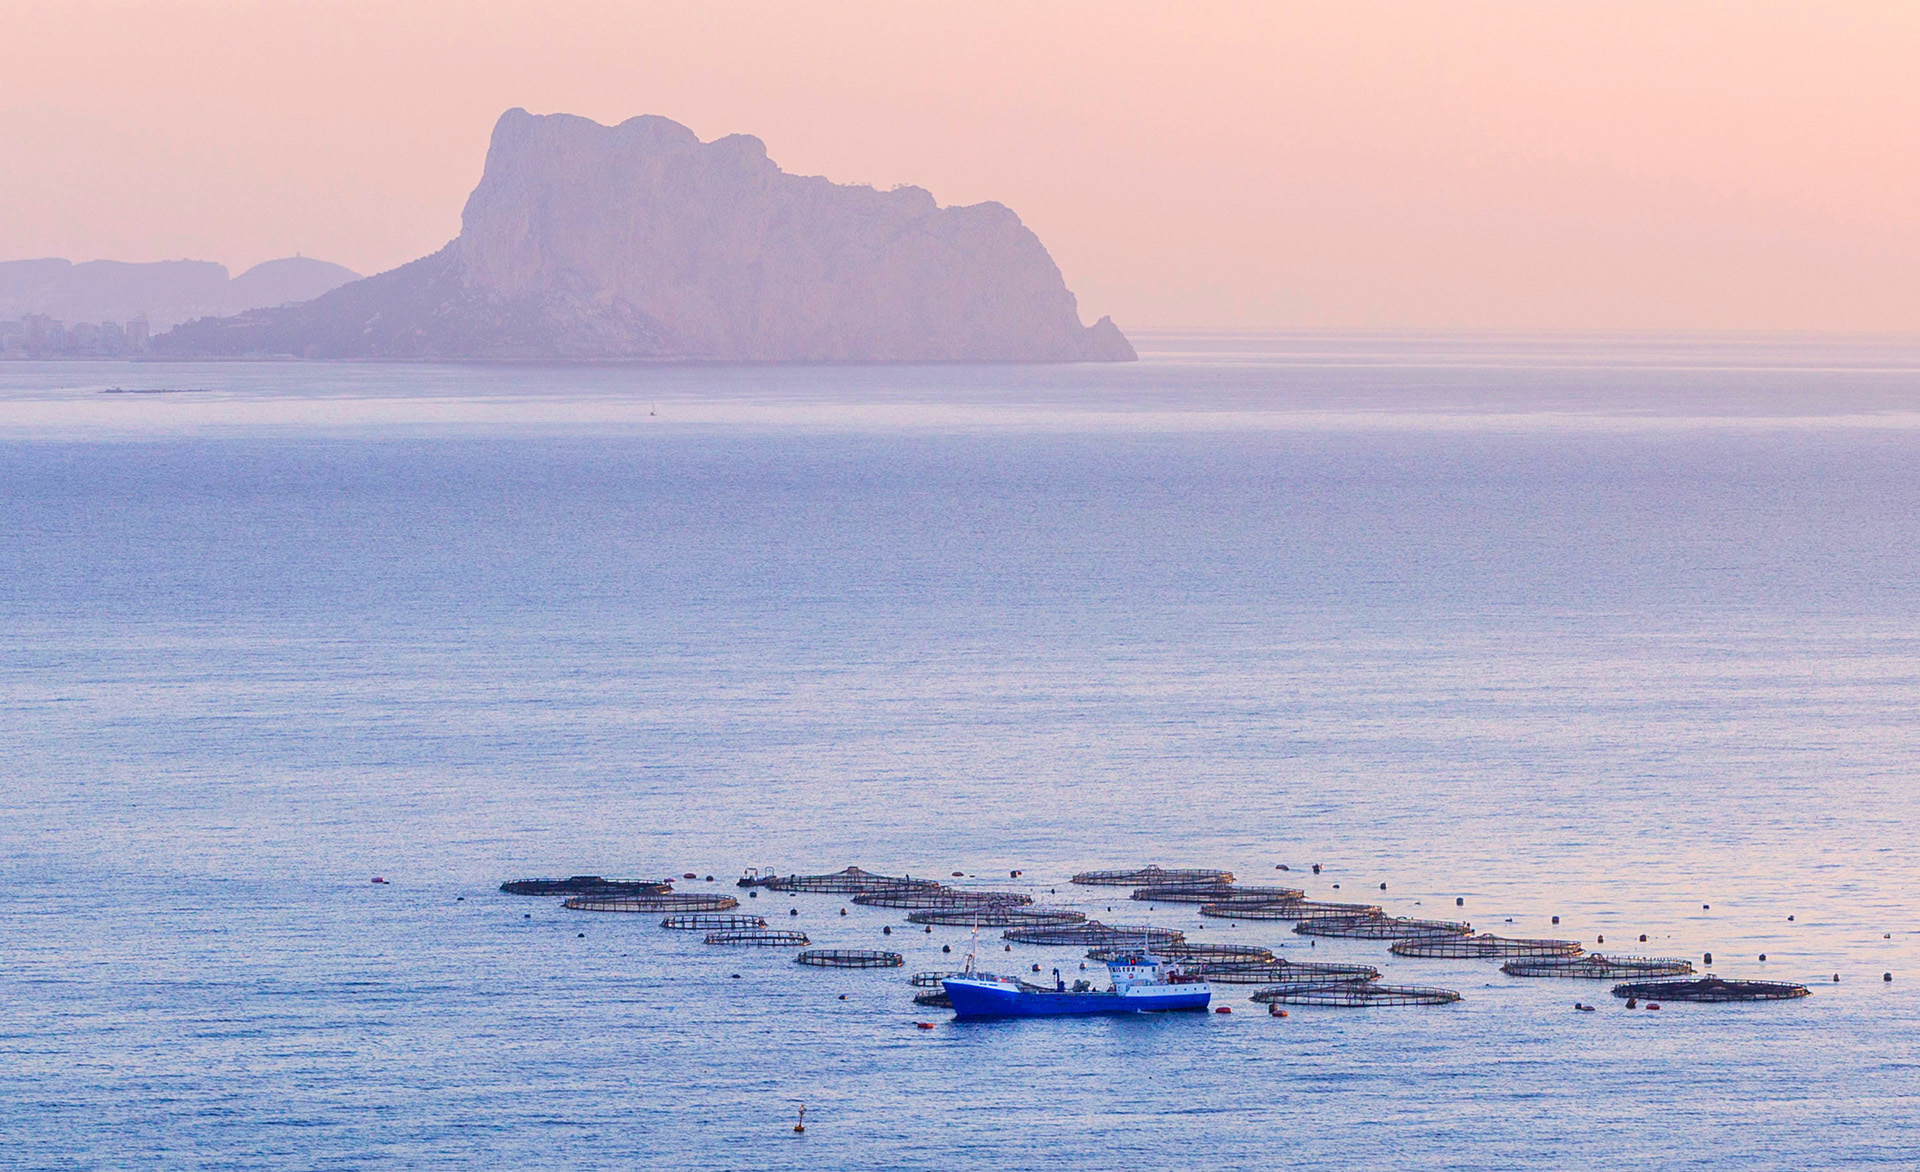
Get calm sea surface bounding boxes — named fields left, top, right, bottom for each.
left=2, top=334, right=1917, bottom=1169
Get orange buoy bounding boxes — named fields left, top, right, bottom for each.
left=1647, top=1003, right=1661, bottom=1010
left=1269, top=1005, right=1287, bottom=1017
left=915, top=1022, right=935, bottom=1030
left=1215, top=1005, right=1231, bottom=1014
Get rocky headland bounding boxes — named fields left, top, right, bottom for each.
left=161, top=109, right=1134, bottom=362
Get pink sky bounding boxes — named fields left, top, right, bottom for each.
left=5, top=1, right=1918, bottom=330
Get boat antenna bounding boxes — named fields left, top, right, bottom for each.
left=965, top=914, right=979, bottom=976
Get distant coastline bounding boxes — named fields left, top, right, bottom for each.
left=155, top=110, right=1134, bottom=365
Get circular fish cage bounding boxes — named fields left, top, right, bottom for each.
left=1240, top=964, right=1386, bottom=995
left=1131, top=884, right=1305, bottom=905
left=1294, top=915, right=1472, bottom=940
left=1189, top=960, right=1381, bottom=984
left=1001, top=922, right=1185, bottom=948
left=910, top=971, right=966, bottom=988
left=1391, top=934, right=1584, bottom=959
left=764, top=867, right=941, bottom=894
left=1254, top=983, right=1463, bottom=1007
left=704, top=930, right=811, bottom=946
left=906, top=907, right=1086, bottom=927
left=851, top=888, right=1033, bottom=909
left=1611, top=976, right=1810, bottom=1002
left=500, top=876, right=672, bottom=897
left=1198, top=900, right=1383, bottom=920
left=795, top=949, right=905, bottom=968
left=564, top=893, right=740, bottom=913
left=1089, top=943, right=1275, bottom=963
left=1070, top=867, right=1234, bottom=887
left=913, top=989, right=953, bottom=1008
left=1502, top=955, right=1696, bottom=979
left=660, top=913, right=769, bottom=931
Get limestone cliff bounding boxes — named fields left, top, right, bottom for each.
left=161, top=109, right=1134, bottom=362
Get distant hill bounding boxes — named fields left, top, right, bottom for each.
left=159, top=109, right=1134, bottom=362
left=0, top=256, right=360, bottom=330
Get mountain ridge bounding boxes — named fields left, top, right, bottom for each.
left=1, top=256, right=359, bottom=330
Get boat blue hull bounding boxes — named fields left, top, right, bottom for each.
left=942, top=980, right=1211, bottom=1019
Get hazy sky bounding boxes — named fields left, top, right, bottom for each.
left=5, top=1, right=1918, bottom=330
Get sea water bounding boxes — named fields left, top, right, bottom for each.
left=2, top=334, right=1916, bottom=1169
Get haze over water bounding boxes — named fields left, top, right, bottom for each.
left=3, top=335, right=1916, bottom=1169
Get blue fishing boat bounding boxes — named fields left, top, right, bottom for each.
left=942, top=947, right=1211, bottom=1018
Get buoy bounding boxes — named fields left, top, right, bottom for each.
left=1647, top=1003, right=1661, bottom=1010
left=1269, top=1005, right=1287, bottom=1017
left=1833, top=974, right=1840, bottom=982
left=924, top=926, right=932, bottom=933
left=790, top=908, right=799, bottom=917
left=1626, top=998, right=1637, bottom=1008
left=1886, top=973, right=1894, bottom=982
left=794, top=1106, right=805, bottom=1134
left=1759, top=954, right=1766, bottom=962
left=1004, top=944, right=1012, bottom=952
left=883, top=926, right=892, bottom=935
left=683, top=873, right=696, bottom=880
left=1787, top=915, right=1794, bottom=921
left=837, top=994, right=846, bottom=1000
left=1215, top=1006, right=1231, bottom=1014
left=371, top=877, right=386, bottom=885
left=915, top=1022, right=934, bottom=1030
left=523, top=913, right=531, bottom=919
left=1079, top=962, right=1086, bottom=970
left=1010, top=870, right=1022, bottom=878
left=1704, top=952, right=1713, bottom=965
left=1456, top=897, right=1464, bottom=906
left=839, top=908, right=847, bottom=916
left=1597, top=936, right=1605, bottom=944
left=577, top=932, right=584, bottom=938
left=749, top=891, right=758, bottom=898
left=1380, top=883, right=1387, bottom=891
left=1640, top=934, right=1647, bottom=942
left=952, top=871, right=964, bottom=878
left=731, top=973, right=741, bottom=979
left=1703, top=904, right=1710, bottom=910
left=1032, top=964, right=1041, bottom=973
left=1278, top=864, right=1290, bottom=871
left=456, top=896, right=464, bottom=901
left=1312, top=864, right=1322, bottom=874
left=1552, top=916, right=1560, bottom=925
left=1575, top=1003, right=1594, bottom=1012
left=1332, top=884, right=1340, bottom=890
